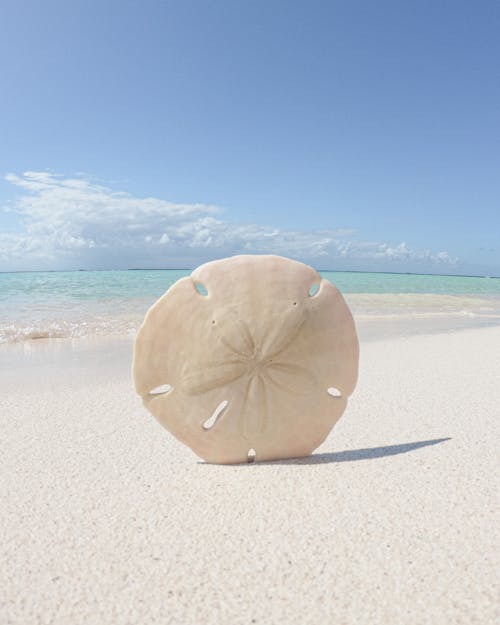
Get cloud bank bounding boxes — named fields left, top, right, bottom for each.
left=0, top=171, right=458, bottom=271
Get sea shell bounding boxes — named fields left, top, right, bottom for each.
left=133, top=255, right=359, bottom=464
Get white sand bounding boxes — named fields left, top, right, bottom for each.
left=1, top=327, right=499, bottom=624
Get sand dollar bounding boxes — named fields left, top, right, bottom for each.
left=133, top=255, right=359, bottom=464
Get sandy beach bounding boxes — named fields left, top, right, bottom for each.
left=1, top=325, right=499, bottom=624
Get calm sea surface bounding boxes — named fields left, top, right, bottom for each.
left=1, top=269, right=500, bottom=343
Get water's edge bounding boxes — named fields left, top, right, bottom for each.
left=2, top=269, right=500, bottom=344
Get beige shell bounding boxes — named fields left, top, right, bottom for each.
left=133, top=255, right=359, bottom=464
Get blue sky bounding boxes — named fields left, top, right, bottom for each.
left=0, top=0, right=498, bottom=275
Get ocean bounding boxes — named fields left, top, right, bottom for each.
left=1, top=269, right=500, bottom=343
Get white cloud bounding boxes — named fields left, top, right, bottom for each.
left=0, top=171, right=458, bottom=271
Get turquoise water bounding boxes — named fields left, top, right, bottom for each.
left=321, top=271, right=500, bottom=294
left=1, top=269, right=500, bottom=342
left=2, top=269, right=500, bottom=299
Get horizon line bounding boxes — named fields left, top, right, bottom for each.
left=0, top=267, right=498, bottom=279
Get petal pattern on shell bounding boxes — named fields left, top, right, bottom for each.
left=217, top=317, right=256, bottom=357
left=182, top=360, right=247, bottom=395
left=239, top=373, right=268, bottom=441
left=265, top=361, right=318, bottom=396
left=261, top=308, right=307, bottom=359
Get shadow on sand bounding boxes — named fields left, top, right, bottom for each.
left=200, top=438, right=451, bottom=466
left=262, top=437, right=451, bottom=465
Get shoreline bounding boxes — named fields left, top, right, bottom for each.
left=2, top=304, right=500, bottom=349
left=3, top=272, right=500, bottom=346
left=3, top=301, right=500, bottom=346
